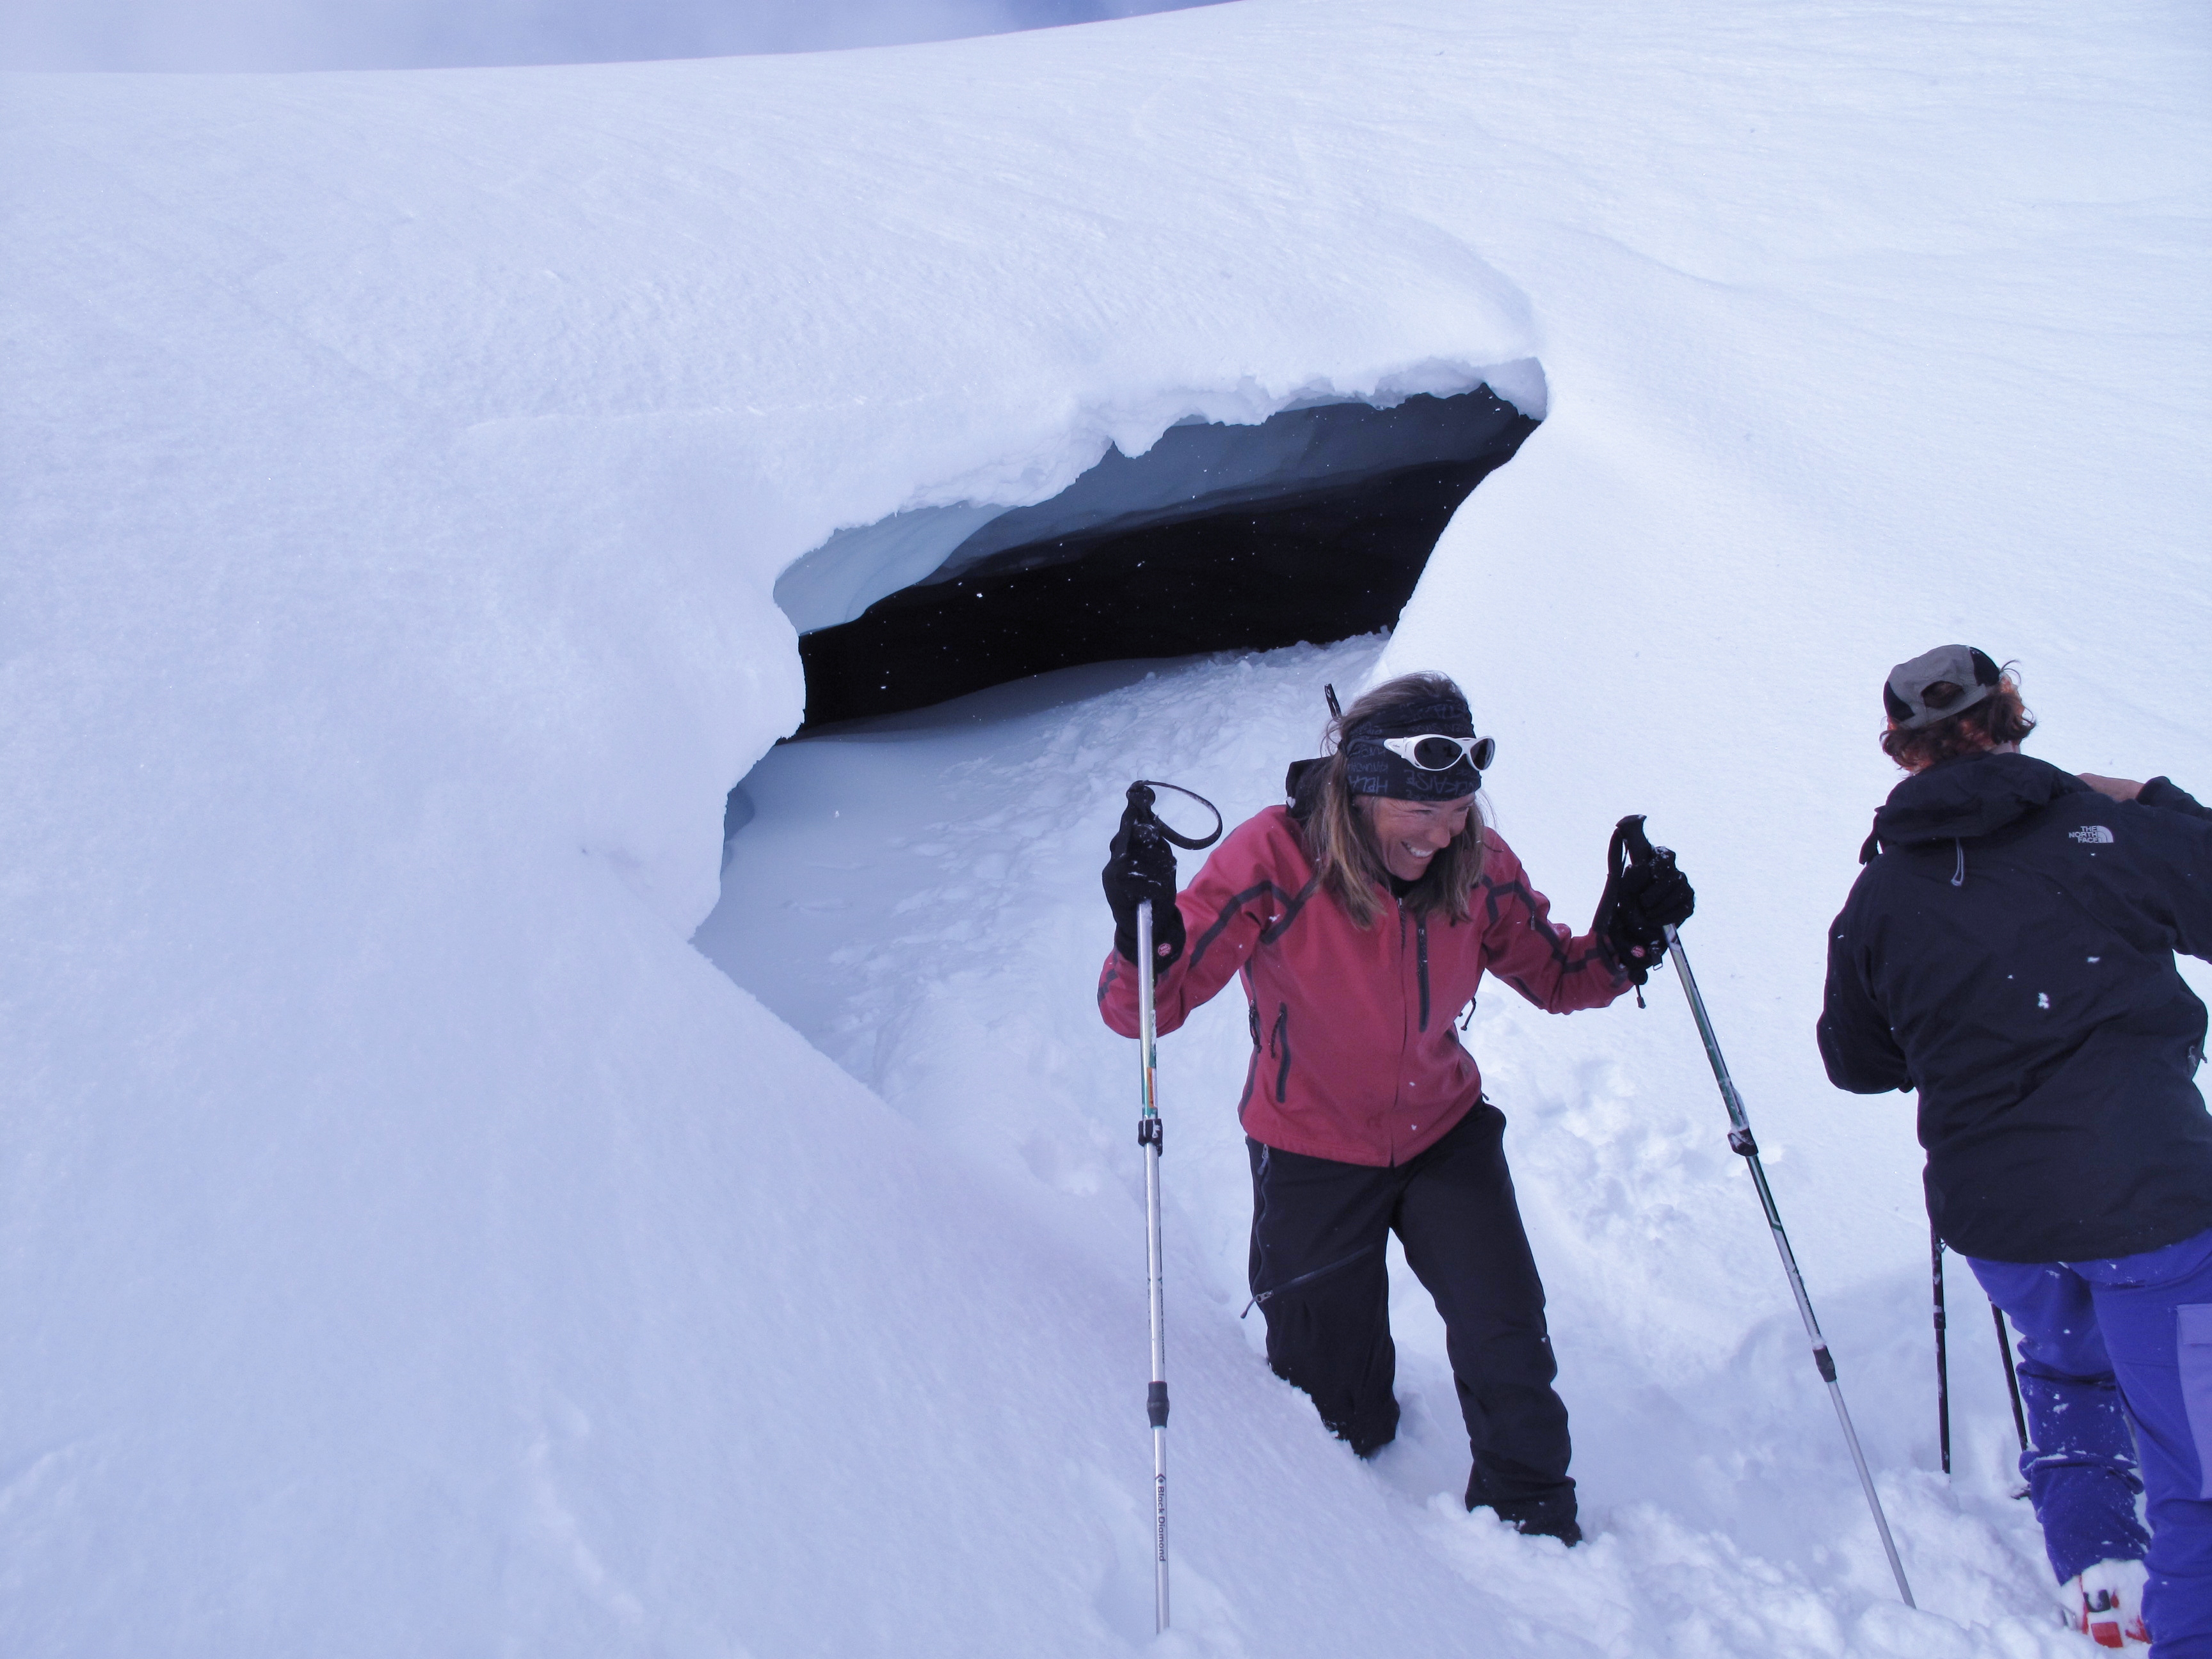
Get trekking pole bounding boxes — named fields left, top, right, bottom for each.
left=1135, top=895, right=1170, bottom=1633
left=1934, top=1226, right=1952, bottom=1476
left=1994, top=1305, right=2029, bottom=1453
left=1615, top=817, right=1917, bottom=1608
left=1121, top=781, right=1221, bottom=1637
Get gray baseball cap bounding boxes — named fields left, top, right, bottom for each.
left=1884, top=644, right=2001, bottom=728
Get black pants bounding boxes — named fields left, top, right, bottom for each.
left=1246, top=1103, right=1575, bottom=1529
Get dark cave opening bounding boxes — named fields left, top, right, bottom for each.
left=787, top=385, right=1539, bottom=732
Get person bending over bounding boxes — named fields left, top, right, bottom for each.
left=1096, top=671, right=1692, bottom=1545
left=1820, top=644, right=2212, bottom=1653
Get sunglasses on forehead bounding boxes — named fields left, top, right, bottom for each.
left=1380, top=733, right=1496, bottom=773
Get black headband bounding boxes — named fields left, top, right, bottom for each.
left=1344, top=695, right=1481, bottom=799
left=1351, top=697, right=1475, bottom=741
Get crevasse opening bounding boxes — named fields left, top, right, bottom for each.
left=774, top=380, right=1541, bottom=734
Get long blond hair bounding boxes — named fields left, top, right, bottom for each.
left=1294, top=673, right=1489, bottom=929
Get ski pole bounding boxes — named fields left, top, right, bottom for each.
left=1119, top=781, right=1220, bottom=1637
left=1135, top=895, right=1170, bottom=1634
left=1946, top=1244, right=2033, bottom=1469
left=1994, top=1304, right=2029, bottom=1453
left=1946, top=1233, right=2032, bottom=1468
left=1666, top=918, right=1917, bottom=1605
left=1934, top=1226, right=1951, bottom=1476
left=1613, top=818, right=1916, bottom=1608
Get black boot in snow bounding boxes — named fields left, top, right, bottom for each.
left=1503, top=1509, right=1582, bottom=1547
left=1467, top=1471, right=1581, bottom=1546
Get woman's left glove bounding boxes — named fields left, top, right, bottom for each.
left=1102, top=797, right=1185, bottom=968
left=1594, top=837, right=1694, bottom=986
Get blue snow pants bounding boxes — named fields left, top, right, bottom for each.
left=1970, top=1226, right=2212, bottom=1658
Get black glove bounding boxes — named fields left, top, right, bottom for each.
left=1103, top=796, right=1185, bottom=968
left=1596, top=817, right=1695, bottom=985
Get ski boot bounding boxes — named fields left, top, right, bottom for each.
left=2063, top=1559, right=2149, bottom=1649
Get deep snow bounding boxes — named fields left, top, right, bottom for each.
left=3, top=0, right=2208, bottom=1652
left=699, top=639, right=2093, bottom=1650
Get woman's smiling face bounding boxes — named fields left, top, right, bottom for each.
left=1359, top=793, right=1477, bottom=882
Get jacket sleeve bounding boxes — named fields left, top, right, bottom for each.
left=2139, top=777, right=2212, bottom=821
left=1816, top=888, right=1912, bottom=1093
left=2119, top=794, right=2212, bottom=965
left=1477, top=838, right=1631, bottom=1014
left=1097, top=815, right=1283, bottom=1039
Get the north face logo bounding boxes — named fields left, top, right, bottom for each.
left=2070, top=825, right=2115, bottom=845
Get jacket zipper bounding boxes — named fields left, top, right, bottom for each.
left=1270, top=1002, right=1292, bottom=1102
left=1416, top=916, right=1431, bottom=1032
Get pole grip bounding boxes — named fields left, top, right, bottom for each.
left=1127, top=780, right=1223, bottom=851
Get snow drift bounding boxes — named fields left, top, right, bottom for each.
left=3, top=1, right=2207, bottom=1653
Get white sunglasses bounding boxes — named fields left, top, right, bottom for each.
left=1380, top=733, right=1496, bottom=773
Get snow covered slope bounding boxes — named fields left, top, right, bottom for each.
left=3, top=1, right=2207, bottom=1652
left=698, top=641, right=2081, bottom=1652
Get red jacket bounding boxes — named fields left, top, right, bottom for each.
left=1098, top=806, right=1629, bottom=1166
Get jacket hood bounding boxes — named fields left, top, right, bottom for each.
left=1872, top=751, right=2088, bottom=847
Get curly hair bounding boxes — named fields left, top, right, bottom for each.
left=1295, top=672, right=1489, bottom=929
left=1880, top=672, right=2037, bottom=772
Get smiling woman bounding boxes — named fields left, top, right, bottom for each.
left=1095, top=670, right=1695, bottom=1545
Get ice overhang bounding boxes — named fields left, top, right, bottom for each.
left=777, top=381, right=1540, bottom=730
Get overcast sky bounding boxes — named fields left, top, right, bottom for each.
left=1, top=0, right=1230, bottom=72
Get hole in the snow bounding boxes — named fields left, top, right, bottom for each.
left=777, top=383, right=1539, bottom=732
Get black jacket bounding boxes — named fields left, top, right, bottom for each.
left=1819, top=753, right=2212, bottom=1262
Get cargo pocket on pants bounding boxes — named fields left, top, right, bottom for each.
left=2179, top=1304, right=2212, bottom=1499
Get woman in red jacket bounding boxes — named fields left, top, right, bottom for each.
left=1098, top=672, right=1691, bottom=1544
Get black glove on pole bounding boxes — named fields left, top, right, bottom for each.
left=1105, top=787, right=1183, bottom=967
left=1102, top=781, right=1222, bottom=969
left=1596, top=815, right=1696, bottom=984
left=1617, top=814, right=1915, bottom=1607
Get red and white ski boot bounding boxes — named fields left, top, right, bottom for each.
left=2064, top=1559, right=2150, bottom=1649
